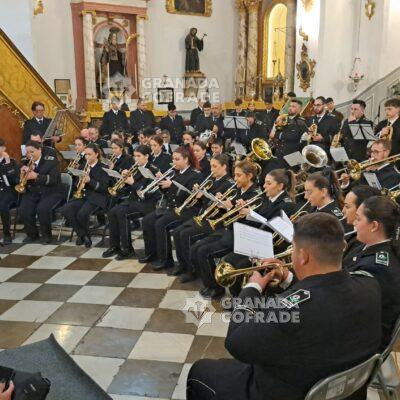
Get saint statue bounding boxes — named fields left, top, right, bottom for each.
left=185, top=27, right=206, bottom=73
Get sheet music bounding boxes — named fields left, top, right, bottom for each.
left=67, top=168, right=86, bottom=177
left=363, top=172, right=382, bottom=189
left=330, top=147, right=350, bottom=162
left=60, top=151, right=77, bottom=160
left=103, top=148, right=113, bottom=155
left=139, top=167, right=155, bottom=180
left=198, top=189, right=227, bottom=208
left=233, top=223, right=274, bottom=259
left=267, top=213, right=294, bottom=243
left=231, top=142, right=247, bottom=156
left=349, top=124, right=377, bottom=141
left=246, top=210, right=269, bottom=226
left=223, top=116, right=249, bottom=130
left=68, top=144, right=75, bottom=151
left=170, top=144, right=179, bottom=152
left=172, top=180, right=192, bottom=194
left=102, top=168, right=123, bottom=179
left=284, top=151, right=305, bottom=167
left=21, top=145, right=26, bottom=157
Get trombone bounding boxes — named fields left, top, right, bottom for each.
left=215, top=247, right=293, bottom=288
left=136, top=167, right=175, bottom=199
left=193, top=183, right=237, bottom=227
left=108, top=162, right=139, bottom=197
left=207, top=191, right=264, bottom=230
left=174, top=173, right=213, bottom=216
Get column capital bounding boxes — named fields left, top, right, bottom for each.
left=235, top=0, right=247, bottom=11
left=137, top=15, right=149, bottom=21
left=81, top=10, right=96, bottom=17
left=245, top=0, right=261, bottom=12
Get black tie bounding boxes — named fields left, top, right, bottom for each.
left=39, top=120, right=43, bottom=125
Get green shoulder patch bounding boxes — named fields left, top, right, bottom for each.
left=376, top=251, right=389, bottom=266
left=281, top=289, right=311, bottom=309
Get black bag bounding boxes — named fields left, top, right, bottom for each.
left=0, top=366, right=50, bottom=400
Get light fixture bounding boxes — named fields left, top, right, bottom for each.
left=33, top=0, right=44, bottom=15
left=349, top=57, right=364, bottom=91
left=365, top=0, right=376, bottom=20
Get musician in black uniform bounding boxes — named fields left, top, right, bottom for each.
left=190, top=99, right=203, bottom=128
left=68, top=136, right=88, bottom=190
left=103, top=145, right=160, bottom=260
left=345, top=195, right=400, bottom=349
left=89, top=127, right=108, bottom=150
left=19, top=141, right=64, bottom=244
left=235, top=112, right=266, bottom=151
left=210, top=103, right=225, bottom=141
left=342, top=185, right=381, bottom=266
left=139, top=146, right=202, bottom=270
left=60, top=143, right=110, bottom=248
left=191, top=160, right=260, bottom=297
left=100, top=97, right=128, bottom=139
left=341, top=99, right=374, bottom=162
left=256, top=97, right=279, bottom=133
left=222, top=98, right=247, bottom=143
left=109, top=139, right=133, bottom=173
left=193, top=142, right=211, bottom=179
left=304, top=96, right=341, bottom=152
left=159, top=103, right=186, bottom=144
left=171, top=154, right=234, bottom=282
left=341, top=139, right=400, bottom=191
left=161, top=130, right=174, bottom=155
left=28, top=133, right=58, bottom=159
left=195, top=101, right=213, bottom=133
left=149, top=134, right=172, bottom=173
left=270, top=99, right=308, bottom=169
left=326, top=97, right=344, bottom=123
left=0, top=140, right=19, bottom=245
left=22, top=101, right=54, bottom=145
left=129, top=98, right=156, bottom=137
left=375, top=98, right=400, bottom=155
left=187, top=213, right=382, bottom=400
left=182, top=132, right=196, bottom=147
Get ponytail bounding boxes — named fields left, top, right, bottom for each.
left=268, top=168, right=296, bottom=202
left=173, top=145, right=199, bottom=170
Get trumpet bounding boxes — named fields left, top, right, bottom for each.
left=137, top=167, right=175, bottom=199
left=108, top=162, right=139, bottom=197
left=15, top=158, right=34, bottom=194
left=215, top=247, right=293, bottom=288
left=207, top=191, right=264, bottom=230
left=108, top=153, right=118, bottom=166
left=274, top=113, right=288, bottom=130
left=331, top=130, right=342, bottom=148
left=73, top=162, right=90, bottom=199
left=68, top=153, right=82, bottom=170
left=381, top=185, right=400, bottom=203
left=193, top=183, right=237, bottom=227
left=174, top=173, right=213, bottom=216
left=380, top=120, right=394, bottom=141
left=307, top=123, right=318, bottom=143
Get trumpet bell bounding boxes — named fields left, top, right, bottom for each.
left=14, top=184, right=26, bottom=194
left=214, top=262, right=237, bottom=288
left=249, top=138, right=274, bottom=161
left=301, top=145, right=328, bottom=169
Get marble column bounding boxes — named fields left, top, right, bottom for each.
left=235, top=0, right=247, bottom=98
left=285, top=0, right=297, bottom=92
left=136, top=15, right=147, bottom=98
left=245, top=0, right=260, bottom=97
left=82, top=10, right=97, bottom=99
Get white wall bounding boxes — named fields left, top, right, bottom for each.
left=145, top=0, right=237, bottom=107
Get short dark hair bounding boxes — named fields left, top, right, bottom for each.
left=326, top=97, right=334, bottom=103
left=25, top=140, right=42, bottom=150
left=168, top=103, right=176, bottom=111
left=315, top=96, right=326, bottom=104
left=75, top=137, right=89, bottom=146
left=294, top=213, right=345, bottom=265
left=111, top=138, right=125, bottom=149
left=291, top=99, right=303, bottom=107
left=384, top=98, right=400, bottom=108
left=31, top=101, right=45, bottom=111
left=350, top=185, right=381, bottom=208
left=150, top=134, right=164, bottom=146
left=143, top=127, right=155, bottom=137
left=212, top=153, right=230, bottom=168
left=287, top=92, right=296, bottom=98
left=134, top=144, right=152, bottom=156
left=234, top=98, right=243, bottom=106
left=352, top=99, right=366, bottom=109
left=246, top=112, right=256, bottom=119
left=203, top=101, right=211, bottom=109
left=211, top=138, right=223, bottom=146
left=85, top=142, right=101, bottom=158
left=264, top=96, right=273, bottom=104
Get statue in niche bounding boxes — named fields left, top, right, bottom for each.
left=185, top=27, right=207, bottom=74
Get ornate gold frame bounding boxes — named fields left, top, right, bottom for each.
left=296, top=43, right=316, bottom=92
left=166, top=0, right=212, bottom=17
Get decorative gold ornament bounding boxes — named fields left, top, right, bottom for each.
left=365, top=0, right=376, bottom=20
left=81, top=10, right=97, bottom=24
left=126, top=33, right=139, bottom=46
left=235, top=0, right=247, bottom=11
left=33, top=0, right=44, bottom=16
left=299, top=27, right=309, bottom=42
left=301, top=0, right=314, bottom=12
left=245, top=0, right=261, bottom=11
left=296, top=43, right=316, bottom=92
left=166, top=0, right=212, bottom=17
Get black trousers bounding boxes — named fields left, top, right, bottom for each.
left=108, top=200, right=154, bottom=251
left=61, top=199, right=99, bottom=237
left=19, top=192, right=62, bottom=238
left=172, top=219, right=210, bottom=272
left=0, top=190, right=16, bottom=236
left=191, top=229, right=233, bottom=289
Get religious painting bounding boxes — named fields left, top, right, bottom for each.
left=157, top=87, right=175, bottom=104
left=296, top=44, right=316, bottom=92
left=166, top=0, right=212, bottom=17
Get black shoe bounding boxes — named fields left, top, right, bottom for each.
left=152, top=260, right=174, bottom=271
left=180, top=272, right=196, bottom=283
left=138, top=254, right=156, bottom=264
left=167, top=265, right=184, bottom=276
left=23, top=235, right=39, bottom=244
left=116, top=250, right=135, bottom=261
left=40, top=236, right=53, bottom=244
left=76, top=236, right=83, bottom=246
left=102, top=247, right=119, bottom=258
left=207, top=287, right=225, bottom=299
left=82, top=235, right=92, bottom=248
left=3, top=235, right=12, bottom=245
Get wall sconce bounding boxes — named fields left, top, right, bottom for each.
left=33, top=0, right=44, bottom=15
left=349, top=57, right=364, bottom=91
left=299, top=26, right=309, bottom=42
left=365, top=1, right=376, bottom=20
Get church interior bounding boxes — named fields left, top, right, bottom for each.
left=0, top=0, right=400, bottom=399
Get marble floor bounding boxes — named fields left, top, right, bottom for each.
left=0, top=230, right=393, bottom=399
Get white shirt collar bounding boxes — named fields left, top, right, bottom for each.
left=34, top=156, right=41, bottom=166
left=317, top=199, right=334, bottom=211
left=363, top=239, right=391, bottom=250
left=35, top=117, right=43, bottom=122
left=270, top=190, right=284, bottom=203
left=376, top=162, right=390, bottom=171
left=89, top=161, right=97, bottom=168
left=388, top=116, right=399, bottom=124
left=180, top=166, right=189, bottom=174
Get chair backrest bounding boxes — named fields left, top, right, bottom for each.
left=381, top=314, right=400, bottom=361
left=60, top=173, right=73, bottom=202
left=304, top=354, right=380, bottom=400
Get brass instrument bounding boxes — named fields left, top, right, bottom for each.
left=15, top=158, right=34, bottom=194
left=67, top=153, right=82, bottom=170
left=381, top=185, right=400, bottom=203
left=247, top=138, right=275, bottom=162
left=274, top=113, right=288, bottom=130
left=307, top=123, right=318, bottom=144
left=215, top=247, right=293, bottom=288
left=207, top=191, right=264, bottom=230
left=108, top=162, right=139, bottom=197
left=302, top=145, right=328, bottom=169
left=108, top=153, right=118, bottom=166
left=137, top=167, right=175, bottom=199
left=73, top=162, right=90, bottom=199
left=174, top=173, right=213, bottom=216
left=380, top=120, right=394, bottom=141
left=193, top=183, right=237, bottom=227
left=331, top=130, right=342, bottom=148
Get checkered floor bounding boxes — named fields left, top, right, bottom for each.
left=0, top=230, right=232, bottom=399
left=0, top=230, right=391, bottom=399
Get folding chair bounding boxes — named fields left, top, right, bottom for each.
left=304, top=353, right=380, bottom=400
left=55, top=173, right=73, bottom=240
left=370, top=315, right=400, bottom=399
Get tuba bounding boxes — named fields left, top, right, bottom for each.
left=301, top=145, right=329, bottom=169
left=215, top=247, right=293, bottom=288
left=274, top=114, right=288, bottom=130
left=15, top=158, right=34, bottom=194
